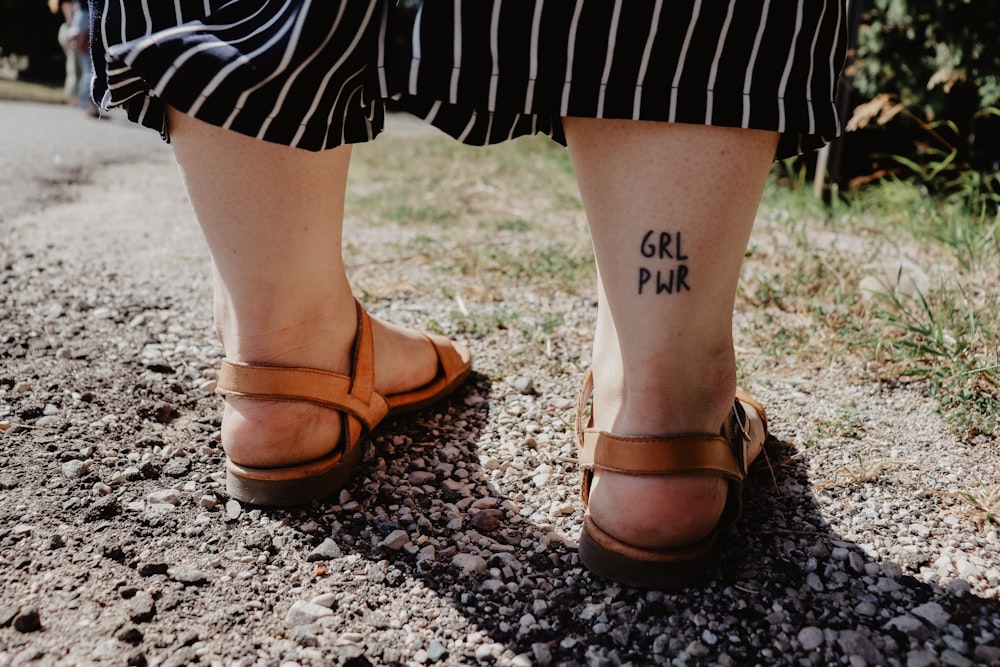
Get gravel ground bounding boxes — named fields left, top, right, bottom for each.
left=1, top=104, right=999, bottom=667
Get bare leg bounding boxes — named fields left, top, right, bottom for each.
left=563, top=118, right=776, bottom=550
left=167, top=108, right=443, bottom=468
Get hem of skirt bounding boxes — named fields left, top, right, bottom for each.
left=396, top=92, right=842, bottom=159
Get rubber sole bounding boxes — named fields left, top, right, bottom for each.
left=578, top=517, right=718, bottom=589
left=225, top=440, right=363, bottom=507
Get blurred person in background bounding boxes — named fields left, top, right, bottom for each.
left=50, top=0, right=97, bottom=116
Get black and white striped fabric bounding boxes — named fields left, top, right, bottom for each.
left=91, top=0, right=389, bottom=148
left=90, top=0, right=848, bottom=158
left=396, top=0, right=849, bottom=158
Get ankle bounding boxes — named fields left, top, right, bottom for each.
left=591, top=356, right=736, bottom=436
left=214, top=294, right=358, bottom=372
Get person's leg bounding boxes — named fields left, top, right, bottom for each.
left=167, top=107, right=444, bottom=470
left=563, top=118, right=776, bottom=550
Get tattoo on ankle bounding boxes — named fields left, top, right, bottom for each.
left=639, top=230, right=691, bottom=295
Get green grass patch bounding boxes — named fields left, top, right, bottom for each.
left=752, top=169, right=1000, bottom=436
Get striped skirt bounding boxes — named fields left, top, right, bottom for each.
left=90, top=0, right=848, bottom=159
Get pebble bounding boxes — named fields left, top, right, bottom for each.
left=147, top=489, right=180, bottom=506
left=307, top=538, right=343, bottom=561
left=381, top=530, right=410, bottom=550
left=408, top=471, right=436, bottom=485
left=911, top=602, right=950, bottom=629
left=886, top=615, right=925, bottom=635
left=426, top=641, right=447, bottom=663
left=310, top=593, right=338, bottom=609
left=510, top=377, right=534, bottom=394
left=62, top=460, right=90, bottom=480
left=129, top=592, right=155, bottom=623
left=797, top=626, right=824, bottom=651
left=686, top=641, right=709, bottom=657
left=169, top=568, right=210, bottom=586
left=284, top=601, right=334, bottom=628
left=13, top=607, right=41, bottom=633
left=470, top=509, right=503, bottom=532
left=225, top=500, right=242, bottom=519
left=452, top=553, right=487, bottom=575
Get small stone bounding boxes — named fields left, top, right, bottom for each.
left=956, top=559, right=979, bottom=579
left=532, top=642, right=553, bottom=666
left=886, top=615, right=926, bottom=635
left=310, top=593, right=338, bottom=609
left=798, top=626, right=824, bottom=651
left=426, top=641, right=447, bottom=663
left=84, top=496, right=120, bottom=522
left=945, top=579, right=972, bottom=598
left=307, top=538, right=343, bottom=561
left=686, top=641, right=709, bottom=657
left=285, top=601, right=333, bottom=628
left=13, top=607, right=41, bottom=633
left=408, top=471, right=436, bottom=485
left=451, top=553, right=487, bottom=575
left=168, top=568, right=210, bottom=586
left=470, top=509, right=503, bottom=532
left=129, top=592, right=155, bottom=623
left=136, top=561, right=169, bottom=577
left=62, top=460, right=91, bottom=480
left=854, top=602, right=877, bottom=617
left=381, top=530, right=410, bottom=550
left=225, top=500, right=242, bottom=519
left=474, top=644, right=497, bottom=662
left=911, top=602, right=950, bottom=629
left=117, top=626, right=144, bottom=645
left=441, top=479, right=470, bottom=498
left=162, top=458, right=190, bottom=477
left=511, top=377, right=534, bottom=394
left=147, top=489, right=180, bottom=506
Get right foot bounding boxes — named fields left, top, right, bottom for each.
left=585, top=395, right=767, bottom=551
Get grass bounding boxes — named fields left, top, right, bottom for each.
left=0, top=77, right=67, bottom=104
left=753, top=173, right=1000, bottom=437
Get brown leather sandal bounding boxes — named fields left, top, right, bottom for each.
left=216, top=300, right=472, bottom=507
left=575, top=371, right=768, bottom=588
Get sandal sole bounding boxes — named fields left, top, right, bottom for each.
left=225, top=441, right=363, bottom=507
left=578, top=518, right=717, bottom=589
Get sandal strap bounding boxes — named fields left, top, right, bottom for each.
left=575, top=370, right=749, bottom=507
left=579, top=431, right=744, bottom=479
left=215, top=300, right=389, bottom=433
